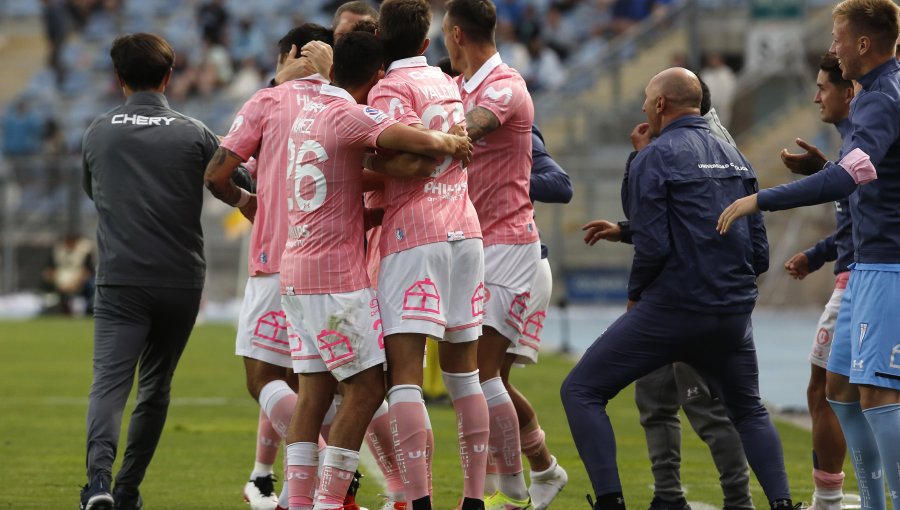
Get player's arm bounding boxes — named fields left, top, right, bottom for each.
left=465, top=106, right=500, bottom=142
left=804, top=232, right=838, bottom=274
left=204, top=147, right=256, bottom=221
left=530, top=126, right=572, bottom=204
left=363, top=151, right=438, bottom=178
left=745, top=176, right=769, bottom=276
left=375, top=123, right=472, bottom=163
left=626, top=148, right=671, bottom=301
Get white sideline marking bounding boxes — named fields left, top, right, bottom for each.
left=1, top=396, right=243, bottom=406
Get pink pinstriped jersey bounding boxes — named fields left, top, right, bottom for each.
left=280, top=84, right=397, bottom=295
left=456, top=53, right=538, bottom=247
left=368, top=56, right=482, bottom=257
left=364, top=191, right=384, bottom=288
left=221, top=75, right=328, bottom=276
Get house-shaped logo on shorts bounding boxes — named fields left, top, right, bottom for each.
left=508, top=292, right=530, bottom=325
left=403, top=278, right=440, bottom=314
left=518, top=310, right=546, bottom=350
left=471, top=283, right=486, bottom=317
left=317, top=330, right=355, bottom=369
left=255, top=311, right=288, bottom=342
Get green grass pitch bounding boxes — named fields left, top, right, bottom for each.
left=0, top=318, right=846, bottom=509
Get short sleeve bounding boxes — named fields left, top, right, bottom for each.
left=220, top=89, right=273, bottom=161
left=337, top=104, right=398, bottom=149
left=368, top=80, right=422, bottom=126
left=474, top=76, right=523, bottom=125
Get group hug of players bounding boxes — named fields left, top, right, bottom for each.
left=204, top=1, right=571, bottom=510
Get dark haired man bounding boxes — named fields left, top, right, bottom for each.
left=781, top=52, right=856, bottom=510
left=334, top=0, right=379, bottom=40
left=80, top=33, right=219, bottom=510
left=278, top=31, right=472, bottom=510
left=443, top=1, right=540, bottom=508
left=719, top=0, right=900, bottom=506
left=367, top=2, right=489, bottom=509
left=203, top=23, right=333, bottom=510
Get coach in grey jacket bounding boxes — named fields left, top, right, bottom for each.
left=79, top=33, right=218, bottom=510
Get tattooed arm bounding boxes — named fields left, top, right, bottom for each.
left=204, top=147, right=257, bottom=220
left=465, top=106, right=500, bottom=143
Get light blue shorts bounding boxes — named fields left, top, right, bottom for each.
left=839, top=265, right=900, bottom=390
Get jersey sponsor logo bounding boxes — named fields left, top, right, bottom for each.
left=424, top=181, right=467, bottom=201
left=364, top=106, right=389, bottom=124
left=111, top=114, right=176, bottom=126
left=288, top=225, right=312, bottom=239
left=402, top=278, right=441, bottom=314
left=483, top=86, right=513, bottom=106
left=852, top=359, right=864, bottom=370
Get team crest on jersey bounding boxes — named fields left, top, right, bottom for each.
left=259, top=252, right=268, bottom=264
left=364, top=107, right=389, bottom=124
left=396, top=228, right=405, bottom=241
left=229, top=115, right=244, bottom=134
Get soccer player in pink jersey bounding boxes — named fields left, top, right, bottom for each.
left=367, top=2, right=490, bottom=510
left=443, top=2, right=541, bottom=509
left=203, top=24, right=333, bottom=510
left=278, top=31, right=472, bottom=510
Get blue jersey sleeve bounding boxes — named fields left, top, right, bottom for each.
left=529, top=127, right=573, bottom=204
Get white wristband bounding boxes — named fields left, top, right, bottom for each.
left=235, top=188, right=251, bottom=208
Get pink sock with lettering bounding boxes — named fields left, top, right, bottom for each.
left=388, top=385, right=430, bottom=503
left=366, top=401, right=405, bottom=499
left=482, top=377, right=527, bottom=500
left=255, top=408, right=280, bottom=467
left=286, top=442, right=318, bottom=510
left=444, top=370, right=490, bottom=500
left=260, top=380, right=297, bottom=439
left=316, top=446, right=360, bottom=509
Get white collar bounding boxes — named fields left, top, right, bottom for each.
left=462, top=52, right=503, bottom=94
left=387, top=56, right=428, bottom=73
left=320, top=84, right=356, bottom=103
left=299, top=73, right=329, bottom=84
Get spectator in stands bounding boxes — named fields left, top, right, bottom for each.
left=497, top=20, right=530, bottom=73
left=496, top=0, right=525, bottom=25
left=2, top=101, right=43, bottom=157
left=41, top=0, right=68, bottom=87
left=543, top=4, right=577, bottom=60
left=611, top=0, right=674, bottom=35
left=524, top=35, right=565, bottom=92
left=197, top=0, right=229, bottom=46
left=41, top=232, right=94, bottom=316
left=700, top=52, right=737, bottom=128
left=230, top=18, right=267, bottom=69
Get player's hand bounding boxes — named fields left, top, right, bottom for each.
left=582, top=220, right=622, bottom=245
left=784, top=252, right=810, bottom=280
left=239, top=194, right=257, bottom=223
left=630, top=123, right=651, bottom=151
left=449, top=134, right=473, bottom=165
left=274, top=45, right=317, bottom=85
left=300, top=41, right=333, bottom=78
left=448, top=123, right=468, bottom=139
left=781, top=138, right=827, bottom=175
left=717, top=193, right=759, bottom=235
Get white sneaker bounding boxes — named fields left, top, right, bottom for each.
left=243, top=475, right=278, bottom=510
left=528, top=457, right=568, bottom=510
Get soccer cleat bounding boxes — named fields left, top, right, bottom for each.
left=528, top=458, right=568, bottom=510
left=243, top=474, right=278, bottom=510
left=113, top=485, right=142, bottom=510
left=484, top=491, right=533, bottom=510
left=80, top=476, right=114, bottom=510
left=647, top=497, right=691, bottom=510
left=377, top=494, right=407, bottom=510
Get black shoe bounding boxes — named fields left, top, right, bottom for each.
left=113, top=485, right=142, bottom=510
left=648, top=497, right=691, bottom=510
left=588, top=493, right=628, bottom=510
left=80, top=476, right=114, bottom=510
left=347, top=470, right=363, bottom=497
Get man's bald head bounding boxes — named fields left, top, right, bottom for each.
left=642, top=67, right=703, bottom=136
left=648, top=67, right=702, bottom=111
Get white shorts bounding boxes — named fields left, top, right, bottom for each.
left=810, top=272, right=849, bottom=368
left=484, top=241, right=542, bottom=342
left=378, top=238, right=484, bottom=343
left=236, top=273, right=292, bottom=368
left=508, top=258, right=552, bottom=365
left=281, top=288, right=386, bottom=381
